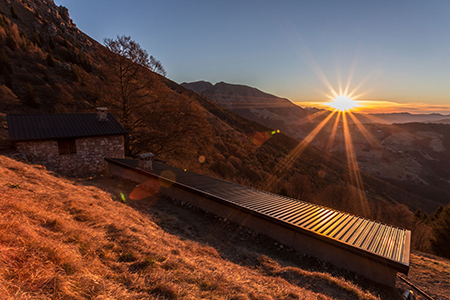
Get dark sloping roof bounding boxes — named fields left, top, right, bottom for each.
left=7, top=113, right=128, bottom=142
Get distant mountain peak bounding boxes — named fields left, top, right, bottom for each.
left=182, top=81, right=285, bottom=100
left=180, top=81, right=213, bottom=94
left=181, top=80, right=310, bottom=140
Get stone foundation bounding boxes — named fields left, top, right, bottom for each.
left=16, top=135, right=124, bottom=177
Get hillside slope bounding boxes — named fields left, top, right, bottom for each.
left=181, top=81, right=312, bottom=140
left=310, top=119, right=450, bottom=211
left=0, top=155, right=398, bottom=299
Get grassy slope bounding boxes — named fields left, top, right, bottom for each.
left=400, top=253, right=450, bottom=300
left=0, top=154, right=402, bottom=300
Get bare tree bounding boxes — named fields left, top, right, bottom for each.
left=103, top=35, right=211, bottom=157
left=132, top=93, right=212, bottom=156
left=103, top=35, right=166, bottom=154
left=288, top=173, right=312, bottom=200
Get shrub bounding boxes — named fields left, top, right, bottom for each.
left=10, top=6, right=18, bottom=19
left=4, top=74, right=13, bottom=89
left=119, top=251, right=137, bottom=262
left=0, top=84, right=20, bottom=110
left=24, top=82, right=40, bottom=108
left=288, top=173, right=312, bottom=200
left=70, top=64, right=80, bottom=82
left=32, top=31, right=41, bottom=46
left=225, top=141, right=239, bottom=155
left=46, top=52, right=55, bottom=67
left=151, top=282, right=178, bottom=299
left=77, top=52, right=93, bottom=72
left=48, top=35, right=55, bottom=49
left=19, top=29, right=26, bottom=39
left=431, top=204, right=450, bottom=258
left=0, top=49, right=12, bottom=74
left=221, top=161, right=237, bottom=178
left=214, top=141, right=228, bottom=154
left=6, top=35, right=16, bottom=50
left=244, top=167, right=263, bottom=183
left=228, top=155, right=243, bottom=171
left=411, top=220, right=432, bottom=252
left=17, top=74, right=47, bottom=85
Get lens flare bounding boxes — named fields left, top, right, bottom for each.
left=130, top=180, right=160, bottom=200
left=160, top=170, right=176, bottom=187
left=120, top=192, right=126, bottom=203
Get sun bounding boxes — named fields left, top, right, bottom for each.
left=327, top=95, right=358, bottom=112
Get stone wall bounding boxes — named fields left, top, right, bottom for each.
left=16, top=135, right=124, bottom=177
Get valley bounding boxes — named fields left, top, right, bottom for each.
left=182, top=81, right=450, bottom=213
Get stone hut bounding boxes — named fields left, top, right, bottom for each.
left=7, top=109, right=128, bottom=177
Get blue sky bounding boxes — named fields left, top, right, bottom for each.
left=54, top=0, right=450, bottom=113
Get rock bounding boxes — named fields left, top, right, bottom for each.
left=58, top=5, right=70, bottom=22
left=11, top=153, right=27, bottom=161
left=47, top=23, right=58, bottom=36
left=402, top=289, right=415, bottom=300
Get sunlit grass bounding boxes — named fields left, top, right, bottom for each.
left=0, top=155, right=384, bottom=299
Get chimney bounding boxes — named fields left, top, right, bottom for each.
left=96, top=107, right=108, bottom=121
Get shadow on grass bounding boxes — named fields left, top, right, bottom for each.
left=86, top=176, right=398, bottom=300
left=128, top=196, right=398, bottom=300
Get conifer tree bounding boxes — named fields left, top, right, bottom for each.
left=24, top=83, right=39, bottom=108
left=431, top=204, right=450, bottom=258
left=0, top=49, right=12, bottom=74
left=46, top=52, right=55, bottom=67
left=6, top=35, right=17, bottom=51
left=48, top=35, right=55, bottom=49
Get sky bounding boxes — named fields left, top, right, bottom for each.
left=54, top=0, right=450, bottom=114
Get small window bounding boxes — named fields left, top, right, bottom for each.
left=58, top=139, right=76, bottom=155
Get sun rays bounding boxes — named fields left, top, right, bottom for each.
left=262, top=40, right=382, bottom=209
left=264, top=103, right=376, bottom=209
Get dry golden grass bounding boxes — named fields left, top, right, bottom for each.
left=0, top=155, right=406, bottom=299
left=398, top=252, right=450, bottom=300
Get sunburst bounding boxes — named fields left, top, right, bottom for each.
left=326, top=95, right=359, bottom=112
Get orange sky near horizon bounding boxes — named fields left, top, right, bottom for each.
left=294, top=100, right=450, bottom=115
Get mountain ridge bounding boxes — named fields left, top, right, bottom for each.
left=181, top=80, right=312, bottom=140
